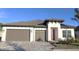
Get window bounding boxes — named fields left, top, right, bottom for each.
left=63, top=30, right=67, bottom=37
left=62, top=30, right=71, bottom=38
left=68, top=30, right=71, bottom=37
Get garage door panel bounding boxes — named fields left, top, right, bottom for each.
left=6, top=29, right=30, bottom=41
left=35, top=30, right=46, bottom=41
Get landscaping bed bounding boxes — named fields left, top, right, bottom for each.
left=53, top=38, right=79, bottom=49
left=54, top=43, right=79, bottom=49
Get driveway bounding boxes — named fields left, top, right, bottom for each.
left=0, top=41, right=54, bottom=51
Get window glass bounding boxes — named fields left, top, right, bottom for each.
left=63, top=30, right=66, bottom=37
left=68, top=30, right=71, bottom=37
left=62, top=30, right=71, bottom=38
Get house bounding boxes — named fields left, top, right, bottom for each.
left=0, top=18, right=75, bottom=42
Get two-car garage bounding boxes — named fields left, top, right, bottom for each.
left=5, top=28, right=46, bottom=42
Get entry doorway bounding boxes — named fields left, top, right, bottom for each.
left=51, top=28, right=58, bottom=41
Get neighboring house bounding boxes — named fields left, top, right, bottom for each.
left=0, top=18, right=75, bottom=42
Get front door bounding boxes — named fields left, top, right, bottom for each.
left=51, top=28, right=58, bottom=41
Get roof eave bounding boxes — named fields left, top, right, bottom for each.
left=2, top=24, right=46, bottom=28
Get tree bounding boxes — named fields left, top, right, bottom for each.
left=72, top=8, right=79, bottom=23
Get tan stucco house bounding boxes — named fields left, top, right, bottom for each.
left=0, top=18, right=75, bottom=42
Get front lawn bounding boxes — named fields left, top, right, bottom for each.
left=55, top=43, right=79, bottom=49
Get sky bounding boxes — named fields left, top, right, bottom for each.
left=0, top=8, right=78, bottom=26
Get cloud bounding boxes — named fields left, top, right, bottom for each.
left=0, top=11, right=8, bottom=18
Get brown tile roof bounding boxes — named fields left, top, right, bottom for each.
left=61, top=24, right=76, bottom=28
left=2, top=20, right=46, bottom=28
left=4, top=20, right=44, bottom=26
left=0, top=18, right=74, bottom=28
left=3, top=18, right=64, bottom=26
left=45, top=18, right=64, bottom=23
left=0, top=18, right=64, bottom=27
left=0, top=19, right=75, bottom=28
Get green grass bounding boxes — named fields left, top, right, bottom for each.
left=55, top=43, right=79, bottom=49
left=71, top=43, right=79, bottom=46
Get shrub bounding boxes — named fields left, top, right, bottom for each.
left=75, top=39, right=79, bottom=43
left=66, top=38, right=75, bottom=44
left=57, top=37, right=75, bottom=44
left=36, top=38, right=43, bottom=41
left=57, top=40, right=67, bottom=44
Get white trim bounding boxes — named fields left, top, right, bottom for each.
left=5, top=27, right=33, bottom=30
left=2, top=27, right=7, bottom=41
left=48, top=26, right=51, bottom=41
left=30, top=28, right=35, bottom=42
left=33, top=29, right=35, bottom=42
left=34, top=28, right=46, bottom=30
